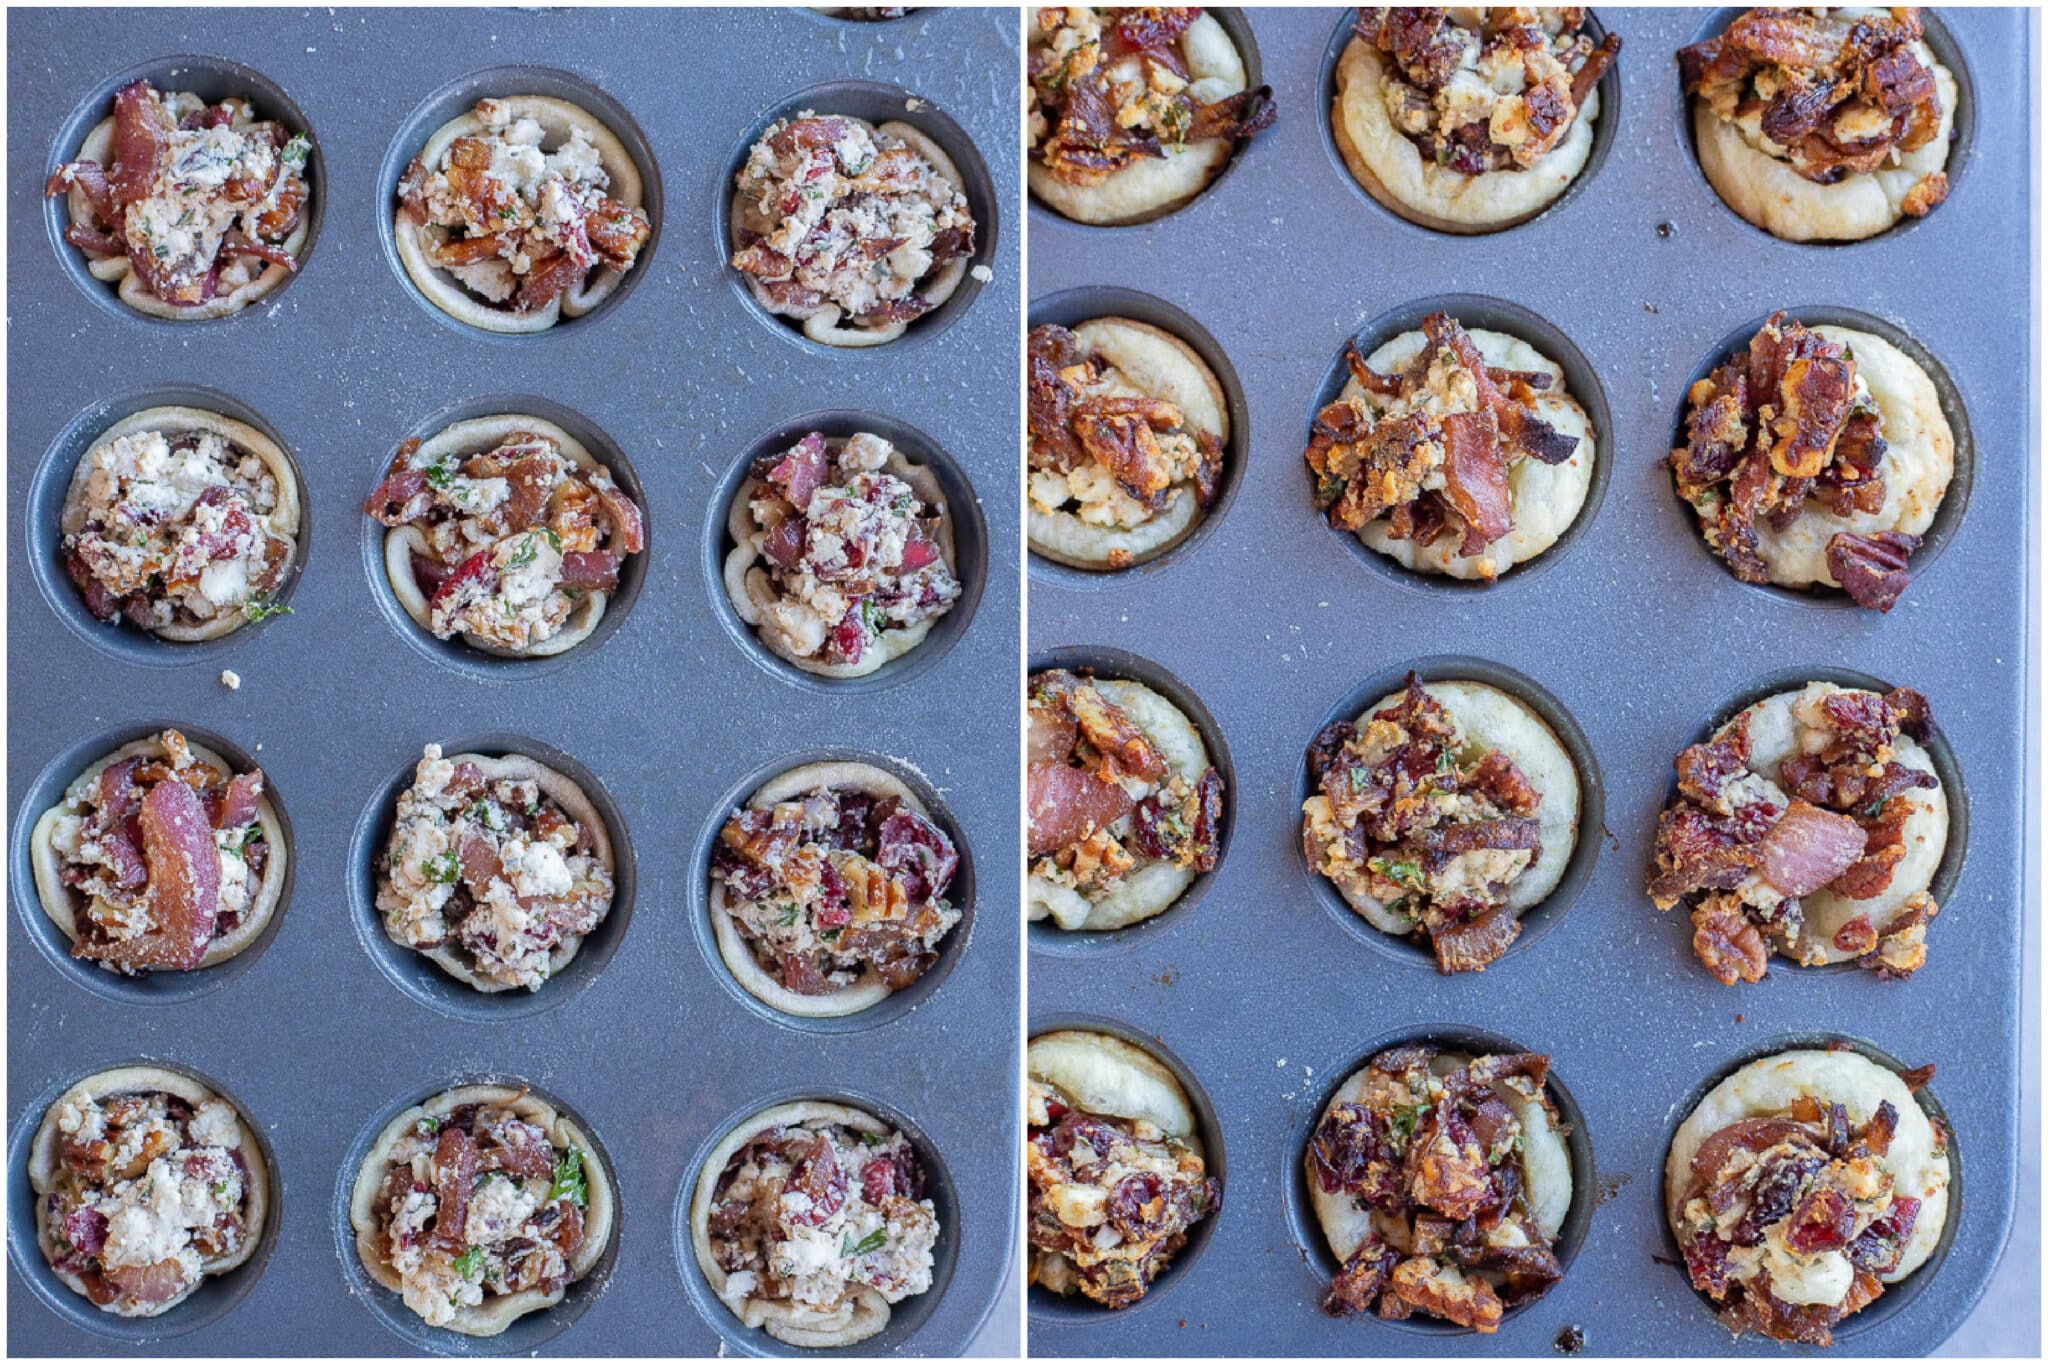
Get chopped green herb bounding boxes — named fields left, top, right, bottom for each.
left=1368, top=857, right=1423, bottom=888
left=280, top=133, right=311, bottom=172
left=840, top=1228, right=887, bottom=1258
left=424, top=850, right=459, bottom=884
left=548, top=1147, right=588, bottom=1207
left=452, top=1245, right=484, bottom=1278
left=423, top=460, right=455, bottom=489
left=418, top=1115, right=440, bottom=1137
left=859, top=1131, right=887, bottom=1149
left=776, top=902, right=801, bottom=928
left=242, top=593, right=293, bottom=623
left=237, top=826, right=266, bottom=858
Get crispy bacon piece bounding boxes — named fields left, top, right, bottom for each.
left=209, top=771, right=265, bottom=830
left=108, top=81, right=173, bottom=210
left=1028, top=762, right=1134, bottom=858
left=557, top=550, right=620, bottom=592
left=1437, top=410, right=1512, bottom=551
left=102, top=1259, right=187, bottom=1307
left=1755, top=799, right=1866, bottom=898
left=755, top=431, right=829, bottom=510
left=429, top=1127, right=478, bottom=1250
left=1432, top=906, right=1520, bottom=973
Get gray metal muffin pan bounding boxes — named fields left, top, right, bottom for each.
left=7, top=5, right=1019, bottom=1355
left=1027, top=6, right=2027, bottom=1355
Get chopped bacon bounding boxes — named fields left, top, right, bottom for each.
left=594, top=481, right=645, bottom=553
left=429, top=1127, right=477, bottom=1249
left=428, top=548, right=496, bottom=611
left=1755, top=799, right=1866, bottom=898
left=1028, top=762, right=1134, bottom=858
left=124, top=779, right=219, bottom=970
left=755, top=431, right=829, bottom=510
left=557, top=550, right=620, bottom=592
left=108, top=81, right=173, bottom=210
left=209, top=771, right=265, bottom=830
left=102, top=1259, right=187, bottom=1306
left=1437, top=410, right=1512, bottom=551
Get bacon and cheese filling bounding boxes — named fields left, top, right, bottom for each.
left=397, top=98, right=650, bottom=317
left=366, top=427, right=645, bottom=655
left=731, top=112, right=975, bottom=336
left=363, top=1099, right=594, bottom=1329
left=39, top=729, right=272, bottom=974
left=733, top=431, right=960, bottom=670
left=704, top=1117, right=939, bottom=1325
left=377, top=746, right=615, bottom=992
left=45, top=80, right=308, bottom=311
left=1025, top=1063, right=1218, bottom=1308
left=61, top=426, right=293, bottom=633
left=37, top=1087, right=256, bottom=1316
left=713, top=783, right=961, bottom=998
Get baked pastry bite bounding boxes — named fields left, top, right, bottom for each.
left=1650, top=681, right=1947, bottom=984
left=376, top=745, right=616, bottom=993
left=1305, top=313, right=1595, bottom=581
left=1679, top=7, right=1955, bottom=243
left=724, top=430, right=961, bottom=677
left=1332, top=8, right=1619, bottom=233
left=730, top=111, right=975, bottom=346
left=710, top=761, right=962, bottom=1016
left=1027, top=669, right=1222, bottom=932
left=46, top=79, right=309, bottom=319
left=1029, top=7, right=1275, bottom=225
left=394, top=96, right=651, bottom=333
left=1304, top=674, right=1578, bottom=972
left=1671, top=312, right=1953, bottom=611
left=1027, top=320, right=1227, bottom=570
left=1666, top=1048, right=1950, bottom=1346
left=366, top=416, right=645, bottom=659
left=350, top=1084, right=612, bottom=1337
left=31, top=728, right=284, bottom=975
left=30, top=1066, right=268, bottom=1317
left=1026, top=1030, right=1219, bottom=1308
left=1308, top=1045, right=1572, bottom=1331
left=59, top=406, right=299, bottom=639
left=692, top=1101, right=941, bottom=1348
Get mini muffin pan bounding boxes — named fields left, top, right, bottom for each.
left=7, top=6, right=1018, bottom=1355
left=1027, top=6, right=2025, bottom=1355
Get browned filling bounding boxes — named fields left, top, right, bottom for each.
left=1303, top=675, right=1544, bottom=973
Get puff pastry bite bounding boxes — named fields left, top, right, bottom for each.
left=1332, top=7, right=1619, bottom=233
left=1678, top=7, right=1955, bottom=242
left=46, top=80, right=309, bottom=319
left=1666, top=1048, right=1950, bottom=1345
left=1671, top=312, right=1953, bottom=611
left=1650, top=681, right=1946, bottom=985
left=1028, top=7, right=1275, bottom=224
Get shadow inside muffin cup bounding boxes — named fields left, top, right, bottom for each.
left=1657, top=1031, right=1961, bottom=1339
left=1026, top=287, right=1251, bottom=589
left=6, top=1057, right=282, bottom=1342
left=44, top=53, right=326, bottom=326
left=358, top=394, right=650, bottom=682
left=376, top=64, right=662, bottom=340
left=28, top=385, right=310, bottom=669
left=1667, top=306, right=1973, bottom=611
left=332, top=1073, right=620, bottom=1357
left=714, top=79, right=997, bottom=354
left=1025, top=1013, right=1227, bottom=1323
left=1294, top=655, right=1603, bottom=972
left=1028, top=7, right=1267, bottom=230
left=1673, top=8, right=1975, bottom=249
left=345, top=734, right=634, bottom=1022
left=1283, top=1023, right=1594, bottom=1336
left=1025, top=645, right=1235, bottom=957
left=9, top=721, right=295, bottom=1008
left=1315, top=8, right=1620, bottom=237
left=688, top=748, right=974, bottom=1035
left=1661, top=664, right=1969, bottom=977
left=701, top=410, right=985, bottom=694
left=672, top=1087, right=960, bottom=1357
left=1303, top=293, right=1612, bottom=594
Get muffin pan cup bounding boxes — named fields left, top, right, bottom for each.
left=1028, top=7, right=2025, bottom=1356
left=8, top=6, right=1018, bottom=1355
